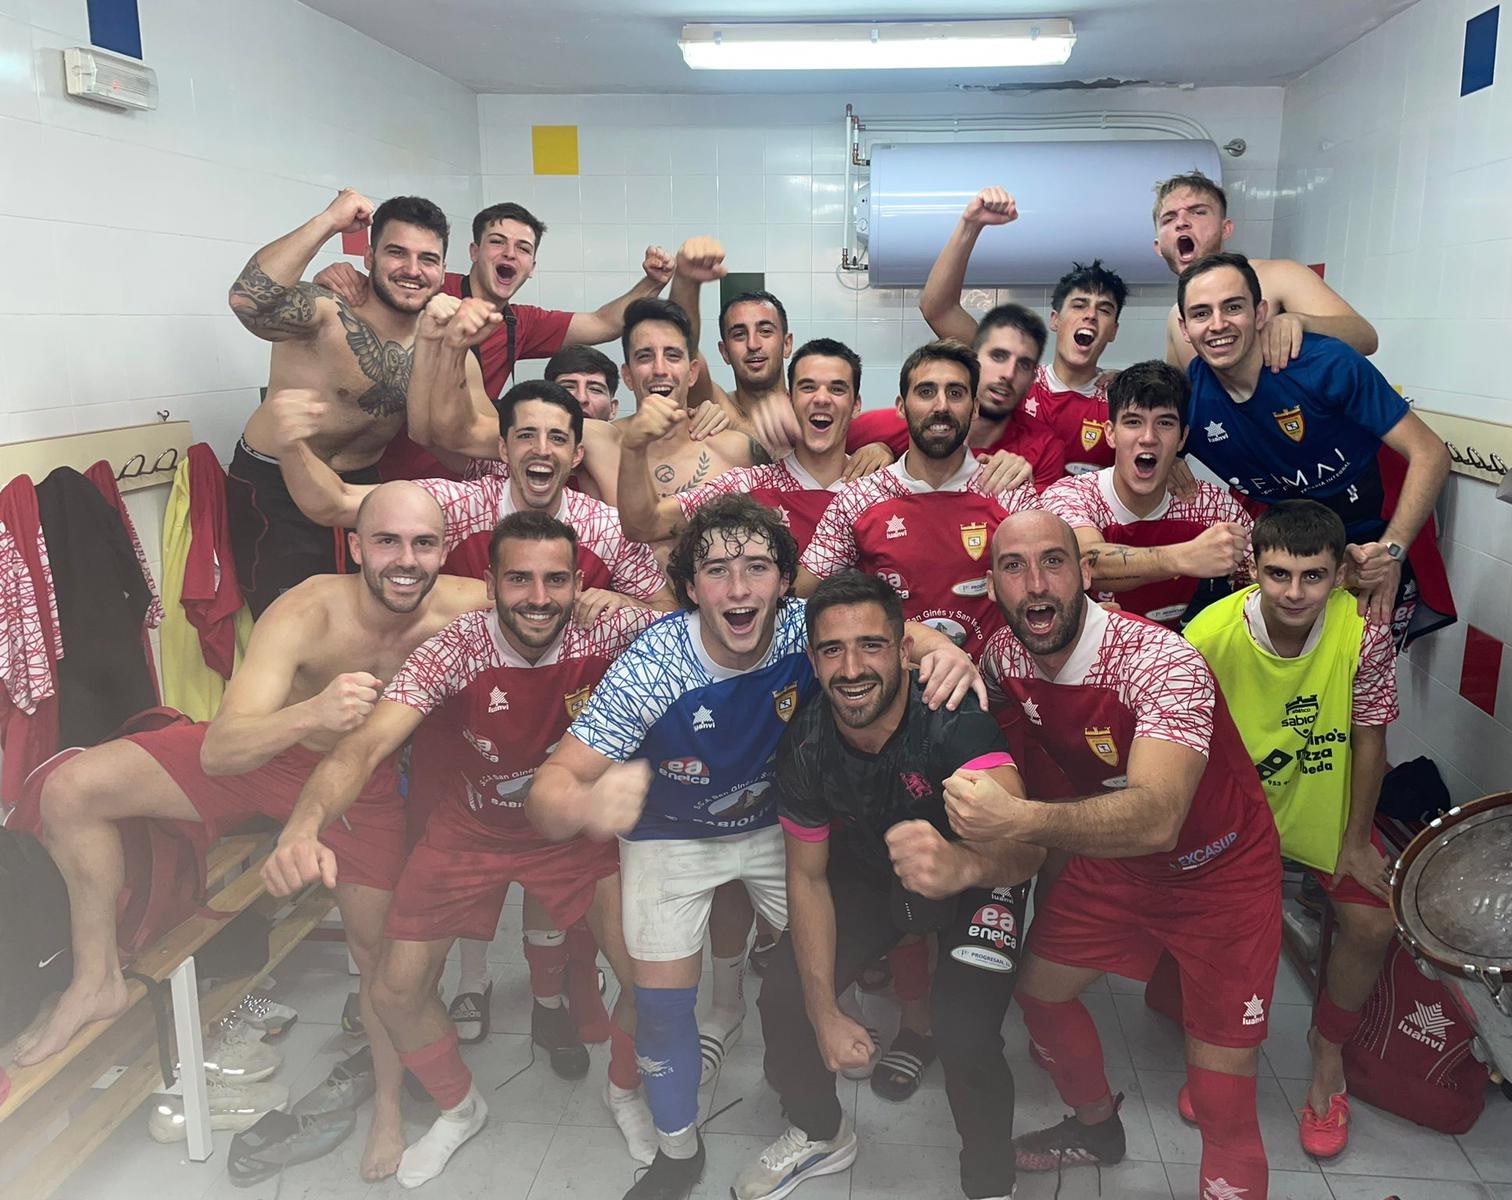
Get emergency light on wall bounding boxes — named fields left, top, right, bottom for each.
left=677, top=19, right=1076, bottom=71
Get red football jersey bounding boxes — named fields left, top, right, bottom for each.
left=440, top=273, right=573, bottom=401
left=1020, top=364, right=1112, bottom=475
left=803, top=457, right=1041, bottom=659
left=674, top=454, right=844, bottom=554
left=415, top=475, right=665, bottom=599
left=1043, top=467, right=1254, bottom=626
left=386, top=606, right=659, bottom=844
left=981, top=603, right=1274, bottom=882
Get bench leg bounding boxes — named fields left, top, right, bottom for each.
left=170, top=957, right=215, bottom=1163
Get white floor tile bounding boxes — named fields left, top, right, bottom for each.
left=1454, top=1084, right=1512, bottom=1181
left=1140, top=1067, right=1321, bottom=1175
left=848, top=1139, right=977, bottom=1199
left=1112, top=992, right=1190, bottom=1072
left=1276, top=1076, right=1480, bottom=1180
left=1164, top=1164, right=1332, bottom=1199
left=467, top=1032, right=582, bottom=1126
left=1324, top=1176, right=1493, bottom=1200
left=1260, top=1002, right=1318, bottom=1081
left=1019, top=1158, right=1175, bottom=1200
left=524, top=1122, right=658, bottom=1199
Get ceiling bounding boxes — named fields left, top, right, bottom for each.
left=303, top=0, right=1417, bottom=94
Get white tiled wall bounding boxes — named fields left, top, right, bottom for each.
left=0, top=0, right=480, bottom=665
left=0, top=0, right=480, bottom=458
left=478, top=87, right=1283, bottom=408
left=1273, top=0, right=1512, bottom=800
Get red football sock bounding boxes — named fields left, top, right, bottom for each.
left=608, top=1020, right=639, bottom=1091
left=566, top=924, right=611, bottom=1043
left=523, top=933, right=568, bottom=1001
left=889, top=938, right=931, bottom=1004
left=1312, top=988, right=1364, bottom=1046
left=1016, top=992, right=1110, bottom=1109
left=399, top=1029, right=473, bottom=1111
left=1186, top=1065, right=1268, bottom=1200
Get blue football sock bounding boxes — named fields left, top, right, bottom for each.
left=633, top=985, right=701, bottom=1136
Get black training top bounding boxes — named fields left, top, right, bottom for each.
left=776, top=680, right=1009, bottom=887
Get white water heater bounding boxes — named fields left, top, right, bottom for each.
left=865, top=138, right=1223, bottom=287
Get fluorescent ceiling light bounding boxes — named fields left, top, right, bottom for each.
left=678, top=19, right=1076, bottom=71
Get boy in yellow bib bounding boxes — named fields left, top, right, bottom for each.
left=1184, top=499, right=1398, bottom=1157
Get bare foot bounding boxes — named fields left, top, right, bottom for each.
left=14, top=975, right=131, bottom=1067
left=360, top=1108, right=406, bottom=1182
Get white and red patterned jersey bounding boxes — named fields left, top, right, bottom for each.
left=674, top=454, right=845, bottom=553
left=1239, top=590, right=1400, bottom=726
left=414, top=475, right=665, bottom=599
left=1020, top=364, right=1112, bottom=475
left=802, top=456, right=1040, bottom=660
left=1044, top=467, right=1254, bottom=627
left=981, top=603, right=1274, bottom=882
left=0, top=517, right=60, bottom=715
left=386, top=605, right=660, bottom=844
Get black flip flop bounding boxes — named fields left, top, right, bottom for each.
left=448, top=981, right=493, bottom=1045
left=870, top=1028, right=936, bottom=1101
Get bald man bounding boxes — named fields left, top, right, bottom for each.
left=17, top=483, right=488, bottom=1185
left=946, top=510, right=1281, bottom=1200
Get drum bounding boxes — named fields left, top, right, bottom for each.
left=1391, top=791, right=1512, bottom=1077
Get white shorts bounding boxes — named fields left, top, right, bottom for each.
left=618, top=825, right=789, bottom=962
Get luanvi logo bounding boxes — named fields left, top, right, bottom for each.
left=1399, top=1000, right=1453, bottom=1050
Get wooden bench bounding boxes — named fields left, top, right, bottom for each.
left=0, top=832, right=336, bottom=1199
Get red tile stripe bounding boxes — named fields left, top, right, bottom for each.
left=1459, top=625, right=1503, bottom=716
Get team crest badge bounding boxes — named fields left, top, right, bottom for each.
left=1274, top=406, right=1306, bottom=442
left=773, top=683, right=798, bottom=723
left=960, top=522, right=988, bottom=561
left=1084, top=726, right=1118, bottom=766
left=1080, top=419, right=1104, bottom=452
left=563, top=686, right=591, bottom=720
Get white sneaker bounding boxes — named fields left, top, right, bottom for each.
left=148, top=1078, right=290, bottom=1141
left=396, top=1085, right=488, bottom=1188
left=236, top=992, right=299, bottom=1039
left=203, top=1014, right=282, bottom=1083
left=731, top=1117, right=858, bottom=1200
left=603, top=1079, right=657, bottom=1165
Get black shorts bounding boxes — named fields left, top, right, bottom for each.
left=225, top=440, right=379, bottom=618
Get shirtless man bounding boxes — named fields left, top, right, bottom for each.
left=1153, top=171, right=1378, bottom=371
left=227, top=188, right=449, bottom=615
left=668, top=236, right=794, bottom=446
left=16, top=483, right=485, bottom=1183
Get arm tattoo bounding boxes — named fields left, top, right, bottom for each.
left=229, top=256, right=326, bottom=336
left=336, top=302, right=411, bottom=418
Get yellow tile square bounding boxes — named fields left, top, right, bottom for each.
left=532, top=125, right=579, bottom=175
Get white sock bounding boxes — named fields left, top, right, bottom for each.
left=396, top=1085, right=488, bottom=1188
left=457, top=938, right=492, bottom=998
left=708, top=952, right=746, bottom=1025
left=604, top=1081, right=656, bottom=1165
left=657, top=1121, right=699, bottom=1160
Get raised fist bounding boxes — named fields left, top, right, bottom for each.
left=885, top=819, right=962, bottom=901
left=262, top=388, right=329, bottom=452
left=442, top=296, right=503, bottom=350
left=964, top=186, right=1018, bottom=227
left=262, top=831, right=337, bottom=897
left=311, top=671, right=383, bottom=734
left=324, top=188, right=376, bottom=235
left=1180, top=522, right=1250, bottom=578
left=642, top=245, right=675, bottom=288
left=676, top=236, right=727, bottom=284
left=417, top=292, right=462, bottom=340
left=622, top=393, right=686, bottom=450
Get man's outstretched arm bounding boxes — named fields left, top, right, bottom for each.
left=919, top=187, right=1018, bottom=344
left=229, top=188, right=373, bottom=341
left=563, top=245, right=674, bottom=346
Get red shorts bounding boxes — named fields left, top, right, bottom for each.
left=384, top=803, right=619, bottom=943
left=1030, top=826, right=1282, bottom=1048
left=1309, top=827, right=1390, bottom=910
left=127, top=722, right=406, bottom=891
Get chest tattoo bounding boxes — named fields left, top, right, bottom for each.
left=673, top=451, right=714, bottom=494
left=336, top=303, right=411, bottom=418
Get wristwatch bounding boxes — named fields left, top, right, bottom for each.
left=1385, top=542, right=1405, bottom=562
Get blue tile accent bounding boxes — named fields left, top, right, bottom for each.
left=86, top=0, right=142, bottom=60
left=1462, top=5, right=1498, bottom=97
